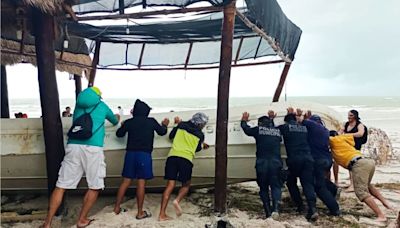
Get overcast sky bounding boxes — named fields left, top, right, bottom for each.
left=5, top=0, right=400, bottom=99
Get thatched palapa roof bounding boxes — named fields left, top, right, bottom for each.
left=0, top=0, right=91, bottom=76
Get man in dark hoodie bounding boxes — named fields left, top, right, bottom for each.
left=42, top=87, right=120, bottom=228
left=159, top=112, right=209, bottom=221
left=240, top=111, right=283, bottom=220
left=113, top=99, right=169, bottom=219
left=278, top=108, right=318, bottom=221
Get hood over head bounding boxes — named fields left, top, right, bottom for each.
left=76, top=87, right=102, bottom=109
left=132, top=99, right=151, bottom=117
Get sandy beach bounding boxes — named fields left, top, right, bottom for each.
left=2, top=158, right=399, bottom=228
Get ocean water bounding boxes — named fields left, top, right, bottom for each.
left=7, top=96, right=400, bottom=155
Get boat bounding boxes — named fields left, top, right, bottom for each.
left=0, top=101, right=342, bottom=191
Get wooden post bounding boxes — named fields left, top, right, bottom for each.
left=88, top=40, right=101, bottom=87
left=214, top=0, right=236, bottom=214
left=1, top=65, right=10, bottom=118
left=272, top=63, right=291, bottom=102
left=74, top=74, right=82, bottom=100
left=32, top=8, right=65, bottom=214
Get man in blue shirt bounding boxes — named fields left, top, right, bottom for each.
left=297, top=109, right=340, bottom=216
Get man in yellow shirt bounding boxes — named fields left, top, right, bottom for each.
left=158, top=112, right=209, bottom=221
left=329, top=131, right=393, bottom=222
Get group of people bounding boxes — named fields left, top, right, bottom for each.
left=14, top=112, right=28, bottom=118
left=240, top=108, right=393, bottom=223
left=41, top=86, right=393, bottom=227
left=42, top=87, right=209, bottom=228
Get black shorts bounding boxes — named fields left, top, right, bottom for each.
left=164, top=156, right=193, bottom=184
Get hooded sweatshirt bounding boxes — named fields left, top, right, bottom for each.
left=68, top=88, right=118, bottom=147
left=302, top=119, right=332, bottom=160
left=116, top=99, right=167, bottom=152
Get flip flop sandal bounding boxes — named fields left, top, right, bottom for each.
left=136, top=210, right=152, bottom=220
left=76, top=219, right=95, bottom=228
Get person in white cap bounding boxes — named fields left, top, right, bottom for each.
left=159, top=112, right=209, bottom=221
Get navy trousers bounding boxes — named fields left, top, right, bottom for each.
left=255, top=158, right=282, bottom=216
left=286, top=156, right=316, bottom=212
left=314, top=159, right=340, bottom=214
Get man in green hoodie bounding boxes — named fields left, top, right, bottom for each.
left=42, top=87, right=120, bottom=228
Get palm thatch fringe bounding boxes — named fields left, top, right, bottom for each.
left=1, top=39, right=91, bottom=77
left=22, top=0, right=65, bottom=14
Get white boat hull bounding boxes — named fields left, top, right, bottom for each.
left=1, top=102, right=342, bottom=191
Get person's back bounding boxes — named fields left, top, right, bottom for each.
left=329, top=131, right=393, bottom=223
left=42, top=87, right=119, bottom=228
left=278, top=112, right=317, bottom=221
left=278, top=117, right=312, bottom=160
left=241, top=115, right=281, bottom=160
left=113, top=99, right=168, bottom=218
left=116, top=99, right=167, bottom=152
left=329, top=134, right=362, bottom=168
left=68, top=87, right=118, bottom=147
left=169, top=120, right=204, bottom=162
left=159, top=113, right=208, bottom=221
left=302, top=114, right=339, bottom=216
left=302, top=118, right=331, bottom=161
left=240, top=113, right=282, bottom=219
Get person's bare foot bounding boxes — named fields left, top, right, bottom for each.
left=375, top=216, right=387, bottom=223
left=76, top=219, right=95, bottom=228
left=173, top=199, right=182, bottom=217
left=158, top=214, right=173, bottom=221
left=40, top=223, right=51, bottom=228
left=113, top=207, right=127, bottom=215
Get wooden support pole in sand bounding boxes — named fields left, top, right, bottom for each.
left=214, top=0, right=236, bottom=214
left=74, top=74, right=82, bottom=100
left=32, top=9, right=65, bottom=214
left=272, top=63, right=291, bottom=102
left=1, top=65, right=10, bottom=118
left=88, top=40, right=101, bottom=87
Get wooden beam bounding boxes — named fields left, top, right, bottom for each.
left=272, top=63, right=291, bottom=102
left=77, top=6, right=223, bottom=21
left=74, top=74, right=82, bottom=100
left=76, top=34, right=259, bottom=45
left=118, top=0, right=125, bottom=14
left=1, top=65, right=10, bottom=118
left=234, top=36, right=244, bottom=64
left=19, top=23, right=26, bottom=54
left=184, top=42, right=193, bottom=69
left=88, top=40, right=101, bottom=87
left=32, top=8, right=65, bottom=215
left=214, top=0, right=236, bottom=214
left=137, top=43, right=146, bottom=69
left=235, top=10, right=292, bottom=63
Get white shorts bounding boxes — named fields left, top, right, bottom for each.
left=56, top=144, right=106, bottom=190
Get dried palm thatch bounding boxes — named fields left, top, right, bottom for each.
left=22, top=0, right=65, bottom=14
left=1, top=39, right=91, bottom=77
